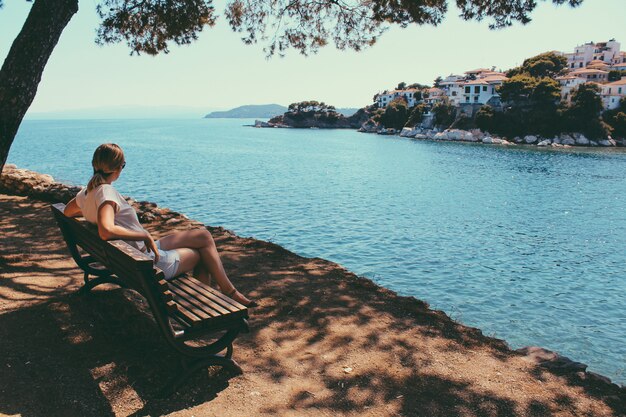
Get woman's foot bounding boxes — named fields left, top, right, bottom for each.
left=227, top=288, right=258, bottom=308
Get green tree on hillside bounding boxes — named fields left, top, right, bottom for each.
left=0, top=0, right=586, bottom=169
left=288, top=101, right=336, bottom=113
left=397, top=82, right=407, bottom=90
left=380, top=98, right=409, bottom=130
left=563, top=83, right=610, bottom=139
left=491, top=75, right=561, bottom=136
left=405, top=103, right=427, bottom=127
left=432, top=100, right=456, bottom=128
left=603, top=98, right=626, bottom=139
left=506, top=51, right=568, bottom=78
left=608, top=70, right=626, bottom=82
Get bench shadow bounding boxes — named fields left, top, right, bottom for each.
left=0, top=289, right=242, bottom=417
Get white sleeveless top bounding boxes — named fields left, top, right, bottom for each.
left=75, top=184, right=146, bottom=252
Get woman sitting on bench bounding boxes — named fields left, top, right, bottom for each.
left=64, top=143, right=255, bottom=307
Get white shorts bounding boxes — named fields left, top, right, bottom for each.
left=148, top=240, right=181, bottom=280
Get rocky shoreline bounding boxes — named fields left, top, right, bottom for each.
left=1, top=164, right=624, bottom=400
left=359, top=125, right=625, bottom=148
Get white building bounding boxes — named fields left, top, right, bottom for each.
left=424, top=87, right=445, bottom=106
left=439, top=75, right=465, bottom=106
left=600, top=78, right=626, bottom=110
left=565, top=39, right=621, bottom=69
left=569, top=68, right=609, bottom=83
left=460, top=72, right=507, bottom=105
left=556, top=75, right=587, bottom=103
left=375, top=88, right=420, bottom=108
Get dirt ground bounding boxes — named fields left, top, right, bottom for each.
left=0, top=193, right=624, bottom=417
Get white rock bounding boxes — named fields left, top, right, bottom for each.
left=562, top=138, right=576, bottom=146
left=434, top=132, right=446, bottom=140
left=552, top=137, right=561, bottom=144
left=524, top=135, right=537, bottom=144
left=414, top=134, right=428, bottom=140
left=513, top=136, right=523, bottom=143
left=575, top=135, right=590, bottom=146
left=491, top=138, right=503, bottom=144
left=537, top=139, right=551, bottom=146
left=598, top=140, right=614, bottom=147
left=482, top=136, right=493, bottom=144
left=400, top=127, right=419, bottom=137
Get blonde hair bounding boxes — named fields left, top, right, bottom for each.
left=86, top=143, right=125, bottom=192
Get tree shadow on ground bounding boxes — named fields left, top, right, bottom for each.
left=1, top=193, right=624, bottom=416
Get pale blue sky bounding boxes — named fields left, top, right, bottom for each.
left=1, top=0, right=625, bottom=116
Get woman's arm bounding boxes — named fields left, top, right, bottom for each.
left=97, top=202, right=159, bottom=261
left=63, top=198, right=83, bottom=217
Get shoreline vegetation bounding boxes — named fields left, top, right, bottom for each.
left=2, top=165, right=626, bottom=410
left=253, top=48, right=626, bottom=149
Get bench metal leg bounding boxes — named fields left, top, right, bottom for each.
left=161, top=352, right=242, bottom=396
left=80, top=274, right=127, bottom=293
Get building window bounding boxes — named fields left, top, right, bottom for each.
left=619, top=87, right=622, bottom=94
left=482, top=86, right=487, bottom=91
left=465, top=97, right=470, bottom=102
left=452, top=91, right=457, bottom=96
left=474, top=86, right=480, bottom=93
left=474, top=96, right=479, bottom=102
left=465, top=86, right=470, bottom=93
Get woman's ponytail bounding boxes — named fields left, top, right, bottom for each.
left=86, top=144, right=125, bottom=192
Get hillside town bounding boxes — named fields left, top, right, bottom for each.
left=374, top=39, right=626, bottom=112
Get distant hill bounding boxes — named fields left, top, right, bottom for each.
left=204, top=104, right=287, bottom=119
left=204, top=104, right=361, bottom=119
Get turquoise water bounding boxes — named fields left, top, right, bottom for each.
left=9, top=118, right=626, bottom=384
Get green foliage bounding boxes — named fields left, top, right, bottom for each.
left=288, top=100, right=336, bottom=113
left=475, top=105, right=495, bottom=132
left=92, top=0, right=584, bottom=57
left=563, top=84, right=609, bottom=139
left=380, top=98, right=409, bottom=130
left=506, top=51, right=568, bottom=78
left=397, top=82, right=407, bottom=90
left=457, top=0, right=583, bottom=29
left=608, top=70, right=626, bottom=82
left=608, top=112, right=626, bottom=139
left=484, top=75, right=562, bottom=137
left=433, top=76, right=443, bottom=88
left=407, top=83, right=430, bottom=90
left=405, top=104, right=426, bottom=127
left=432, top=101, right=455, bottom=128
left=603, top=98, right=626, bottom=139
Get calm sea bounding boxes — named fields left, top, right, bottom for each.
left=9, top=118, right=626, bottom=384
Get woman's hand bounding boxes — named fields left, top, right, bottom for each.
left=143, top=231, right=160, bottom=263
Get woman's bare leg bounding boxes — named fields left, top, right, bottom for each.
left=158, top=229, right=253, bottom=305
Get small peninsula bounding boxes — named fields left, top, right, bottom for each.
left=256, top=101, right=371, bottom=129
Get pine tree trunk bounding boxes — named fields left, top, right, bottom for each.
left=0, top=0, right=78, bottom=171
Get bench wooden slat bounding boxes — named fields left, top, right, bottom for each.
left=170, top=291, right=211, bottom=322
left=170, top=279, right=232, bottom=315
left=169, top=280, right=228, bottom=317
left=178, top=275, right=247, bottom=313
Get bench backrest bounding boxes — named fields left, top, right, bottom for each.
left=51, top=203, right=166, bottom=290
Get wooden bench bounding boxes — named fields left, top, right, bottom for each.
left=51, top=203, right=249, bottom=395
